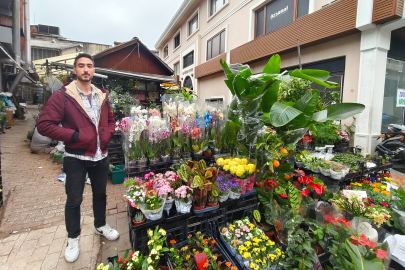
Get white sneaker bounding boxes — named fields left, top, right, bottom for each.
left=65, top=236, right=80, bottom=263
left=95, top=224, right=120, bottom=241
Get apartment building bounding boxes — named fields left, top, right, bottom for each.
left=155, top=0, right=405, bottom=154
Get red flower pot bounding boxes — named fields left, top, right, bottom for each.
left=132, top=215, right=146, bottom=226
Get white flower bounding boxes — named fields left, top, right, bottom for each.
left=151, top=249, right=157, bottom=255
left=148, top=266, right=154, bottom=270
left=147, top=257, right=152, bottom=264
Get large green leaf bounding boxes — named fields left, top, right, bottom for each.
left=260, top=81, right=280, bottom=113
left=224, top=79, right=235, bottom=96
left=269, top=102, right=303, bottom=127
left=263, top=54, right=281, bottom=74
left=239, top=66, right=253, bottom=79
left=345, top=240, right=384, bottom=270
left=290, top=69, right=340, bottom=88
left=220, top=59, right=235, bottom=81
left=313, top=103, right=365, bottom=122
left=260, top=115, right=272, bottom=126
left=292, top=90, right=320, bottom=126
left=233, top=75, right=250, bottom=99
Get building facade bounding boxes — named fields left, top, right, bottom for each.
left=155, top=0, right=405, bottom=154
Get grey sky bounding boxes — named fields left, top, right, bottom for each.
left=30, top=0, right=184, bottom=50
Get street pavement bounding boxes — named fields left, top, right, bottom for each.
left=0, top=105, right=130, bottom=269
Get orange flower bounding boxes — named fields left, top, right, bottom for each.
left=231, top=267, right=237, bottom=270
left=211, top=240, right=216, bottom=244
left=170, top=240, right=176, bottom=245
left=203, top=262, right=209, bottom=268
left=195, top=251, right=199, bottom=254
left=225, top=262, right=231, bottom=267
left=188, top=234, right=192, bottom=238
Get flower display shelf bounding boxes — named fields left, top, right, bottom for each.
left=239, top=188, right=257, bottom=199
left=165, top=221, right=238, bottom=270
left=193, top=204, right=220, bottom=218
left=163, top=206, right=193, bottom=223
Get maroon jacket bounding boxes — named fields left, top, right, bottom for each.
left=37, top=81, right=115, bottom=156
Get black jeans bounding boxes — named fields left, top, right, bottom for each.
left=63, top=156, right=109, bottom=238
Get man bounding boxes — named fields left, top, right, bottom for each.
left=37, top=53, right=119, bottom=263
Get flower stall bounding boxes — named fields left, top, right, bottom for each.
left=99, top=54, right=405, bottom=270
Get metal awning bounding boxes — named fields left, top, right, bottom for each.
left=49, top=62, right=176, bottom=83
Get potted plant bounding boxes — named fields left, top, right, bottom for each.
left=140, top=190, right=165, bottom=221
left=157, top=184, right=175, bottom=215
left=174, top=185, right=193, bottom=213
left=319, top=160, right=334, bottom=177
left=161, top=133, right=172, bottom=162
left=132, top=212, right=146, bottom=226
left=228, top=179, right=242, bottom=199
left=189, top=161, right=218, bottom=210
left=180, top=128, right=192, bottom=160
left=172, top=131, right=182, bottom=160
left=217, top=174, right=230, bottom=202
left=123, top=177, right=145, bottom=216
left=191, top=127, right=203, bottom=159
left=206, top=183, right=219, bottom=207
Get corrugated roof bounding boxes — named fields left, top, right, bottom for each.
left=49, top=62, right=176, bottom=83
left=31, top=38, right=82, bottom=50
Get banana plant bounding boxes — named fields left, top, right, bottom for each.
left=220, top=54, right=365, bottom=154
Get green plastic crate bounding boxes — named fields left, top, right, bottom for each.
left=111, top=165, right=126, bottom=185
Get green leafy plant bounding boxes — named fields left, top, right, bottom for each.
left=134, top=212, right=144, bottom=222
left=312, top=121, right=340, bottom=146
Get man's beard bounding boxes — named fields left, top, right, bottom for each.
left=77, top=74, right=93, bottom=82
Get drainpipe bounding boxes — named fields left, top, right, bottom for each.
left=12, top=0, right=21, bottom=70
left=24, top=0, right=31, bottom=66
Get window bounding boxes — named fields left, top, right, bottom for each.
left=209, top=0, right=226, bottom=17
left=254, top=0, right=296, bottom=38
left=183, top=51, right=194, bottom=69
left=163, top=45, right=169, bottom=59
left=174, top=62, right=180, bottom=75
left=174, top=32, right=181, bottom=49
left=188, top=13, right=199, bottom=37
left=183, top=76, right=193, bottom=89
left=31, top=48, right=60, bottom=61
left=207, top=30, right=225, bottom=60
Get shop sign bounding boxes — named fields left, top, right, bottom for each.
left=265, top=0, right=294, bottom=34
left=397, top=88, right=405, bottom=107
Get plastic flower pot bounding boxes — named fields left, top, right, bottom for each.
left=161, top=155, right=171, bottom=162
left=229, top=190, right=241, bottom=200
left=319, top=167, right=331, bottom=177
left=207, top=191, right=218, bottom=207
left=132, top=215, right=146, bottom=226
left=149, top=158, right=159, bottom=165
left=195, top=253, right=208, bottom=270
left=193, top=188, right=207, bottom=210
left=175, top=199, right=192, bottom=213
left=140, top=198, right=166, bottom=221
left=163, top=198, right=174, bottom=215
left=329, top=169, right=344, bottom=180
left=218, top=192, right=229, bottom=202
left=202, top=151, right=212, bottom=156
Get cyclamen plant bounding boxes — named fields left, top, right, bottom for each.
left=158, top=184, right=175, bottom=201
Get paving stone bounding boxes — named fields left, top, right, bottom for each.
left=108, top=209, right=118, bottom=215
left=43, top=226, right=58, bottom=234
left=82, top=216, right=93, bottom=225
left=37, top=231, right=55, bottom=247
left=80, top=234, right=94, bottom=253
left=41, top=252, right=60, bottom=270
left=2, top=233, right=20, bottom=243
left=26, top=229, right=44, bottom=241
left=53, top=225, right=66, bottom=240
left=0, top=241, right=15, bottom=256
left=117, top=232, right=131, bottom=253
left=16, top=239, right=38, bottom=258
left=73, top=251, right=91, bottom=269
left=29, top=260, right=43, bottom=270
left=6, top=257, right=28, bottom=269
left=48, top=237, right=65, bottom=255
left=116, top=202, right=127, bottom=213
left=31, top=245, right=50, bottom=262
left=0, top=255, right=7, bottom=264
left=56, top=258, right=75, bottom=270
left=106, top=215, right=117, bottom=229
left=116, top=217, right=128, bottom=233
left=81, top=224, right=94, bottom=236
left=5, top=249, right=18, bottom=264
left=12, top=232, right=28, bottom=250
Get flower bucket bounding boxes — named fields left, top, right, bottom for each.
left=229, top=190, right=241, bottom=200
left=140, top=198, right=165, bottom=221
left=312, top=166, right=321, bottom=173
left=175, top=199, right=192, bottom=214
left=232, top=178, right=248, bottom=195
left=218, top=193, right=229, bottom=202
left=163, top=198, right=174, bottom=215
left=245, top=174, right=255, bottom=191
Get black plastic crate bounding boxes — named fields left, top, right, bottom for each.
left=166, top=220, right=239, bottom=270
left=222, top=195, right=257, bottom=224
left=129, top=216, right=165, bottom=255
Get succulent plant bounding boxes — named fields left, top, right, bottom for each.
left=134, top=212, right=144, bottom=223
